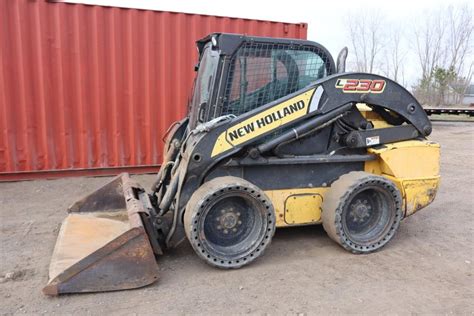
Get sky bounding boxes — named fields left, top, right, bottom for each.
left=62, top=0, right=472, bottom=87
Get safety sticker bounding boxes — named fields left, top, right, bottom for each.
left=366, top=136, right=380, bottom=146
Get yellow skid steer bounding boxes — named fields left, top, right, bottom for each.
left=44, top=33, right=440, bottom=295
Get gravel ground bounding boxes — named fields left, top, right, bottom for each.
left=0, top=121, right=473, bottom=315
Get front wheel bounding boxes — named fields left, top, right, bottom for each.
left=184, top=177, right=276, bottom=268
left=322, top=172, right=403, bottom=253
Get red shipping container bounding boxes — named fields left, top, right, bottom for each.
left=0, top=0, right=307, bottom=181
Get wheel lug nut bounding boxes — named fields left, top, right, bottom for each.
left=224, top=229, right=228, bottom=234
left=238, top=220, right=242, bottom=225
left=217, top=225, right=222, bottom=230
left=232, top=228, right=237, bottom=232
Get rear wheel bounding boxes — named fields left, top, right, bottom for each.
left=322, top=172, right=402, bottom=253
left=184, top=177, right=276, bottom=268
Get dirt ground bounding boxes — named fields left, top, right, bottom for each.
left=1, top=121, right=473, bottom=315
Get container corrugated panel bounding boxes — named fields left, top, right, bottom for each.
left=0, top=0, right=307, bottom=181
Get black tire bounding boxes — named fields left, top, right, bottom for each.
left=184, top=177, right=276, bottom=268
left=322, top=171, right=402, bottom=253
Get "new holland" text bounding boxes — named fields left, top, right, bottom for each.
left=227, top=100, right=305, bottom=142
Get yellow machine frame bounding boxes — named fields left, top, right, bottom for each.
left=267, top=107, right=440, bottom=227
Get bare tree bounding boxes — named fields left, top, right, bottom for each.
left=413, top=8, right=447, bottom=83
left=345, top=3, right=472, bottom=103
left=445, top=4, right=473, bottom=104
left=382, top=26, right=407, bottom=84
left=412, top=3, right=473, bottom=106
left=446, top=5, right=473, bottom=75
left=346, top=10, right=386, bottom=73
left=347, top=12, right=408, bottom=87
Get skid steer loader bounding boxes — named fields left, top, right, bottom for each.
left=43, top=33, right=440, bottom=295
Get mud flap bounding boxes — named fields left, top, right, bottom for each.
left=43, top=173, right=159, bottom=295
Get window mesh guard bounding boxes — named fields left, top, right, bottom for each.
left=218, top=42, right=330, bottom=118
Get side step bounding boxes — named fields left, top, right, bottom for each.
left=43, top=174, right=159, bottom=295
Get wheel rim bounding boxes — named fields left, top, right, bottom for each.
left=200, top=192, right=266, bottom=258
left=342, top=186, right=395, bottom=245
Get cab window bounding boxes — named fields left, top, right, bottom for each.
left=220, top=43, right=331, bottom=117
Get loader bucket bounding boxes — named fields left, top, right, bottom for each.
left=43, top=173, right=159, bottom=295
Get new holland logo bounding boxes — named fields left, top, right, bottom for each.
left=211, top=88, right=317, bottom=157
left=227, top=100, right=305, bottom=142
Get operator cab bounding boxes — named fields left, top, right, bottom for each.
left=189, top=33, right=336, bottom=129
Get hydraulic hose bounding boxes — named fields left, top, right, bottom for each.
left=158, top=174, right=179, bottom=216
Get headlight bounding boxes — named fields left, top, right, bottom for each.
left=211, top=35, right=218, bottom=47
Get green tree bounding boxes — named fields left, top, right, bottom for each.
left=433, top=66, right=456, bottom=106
